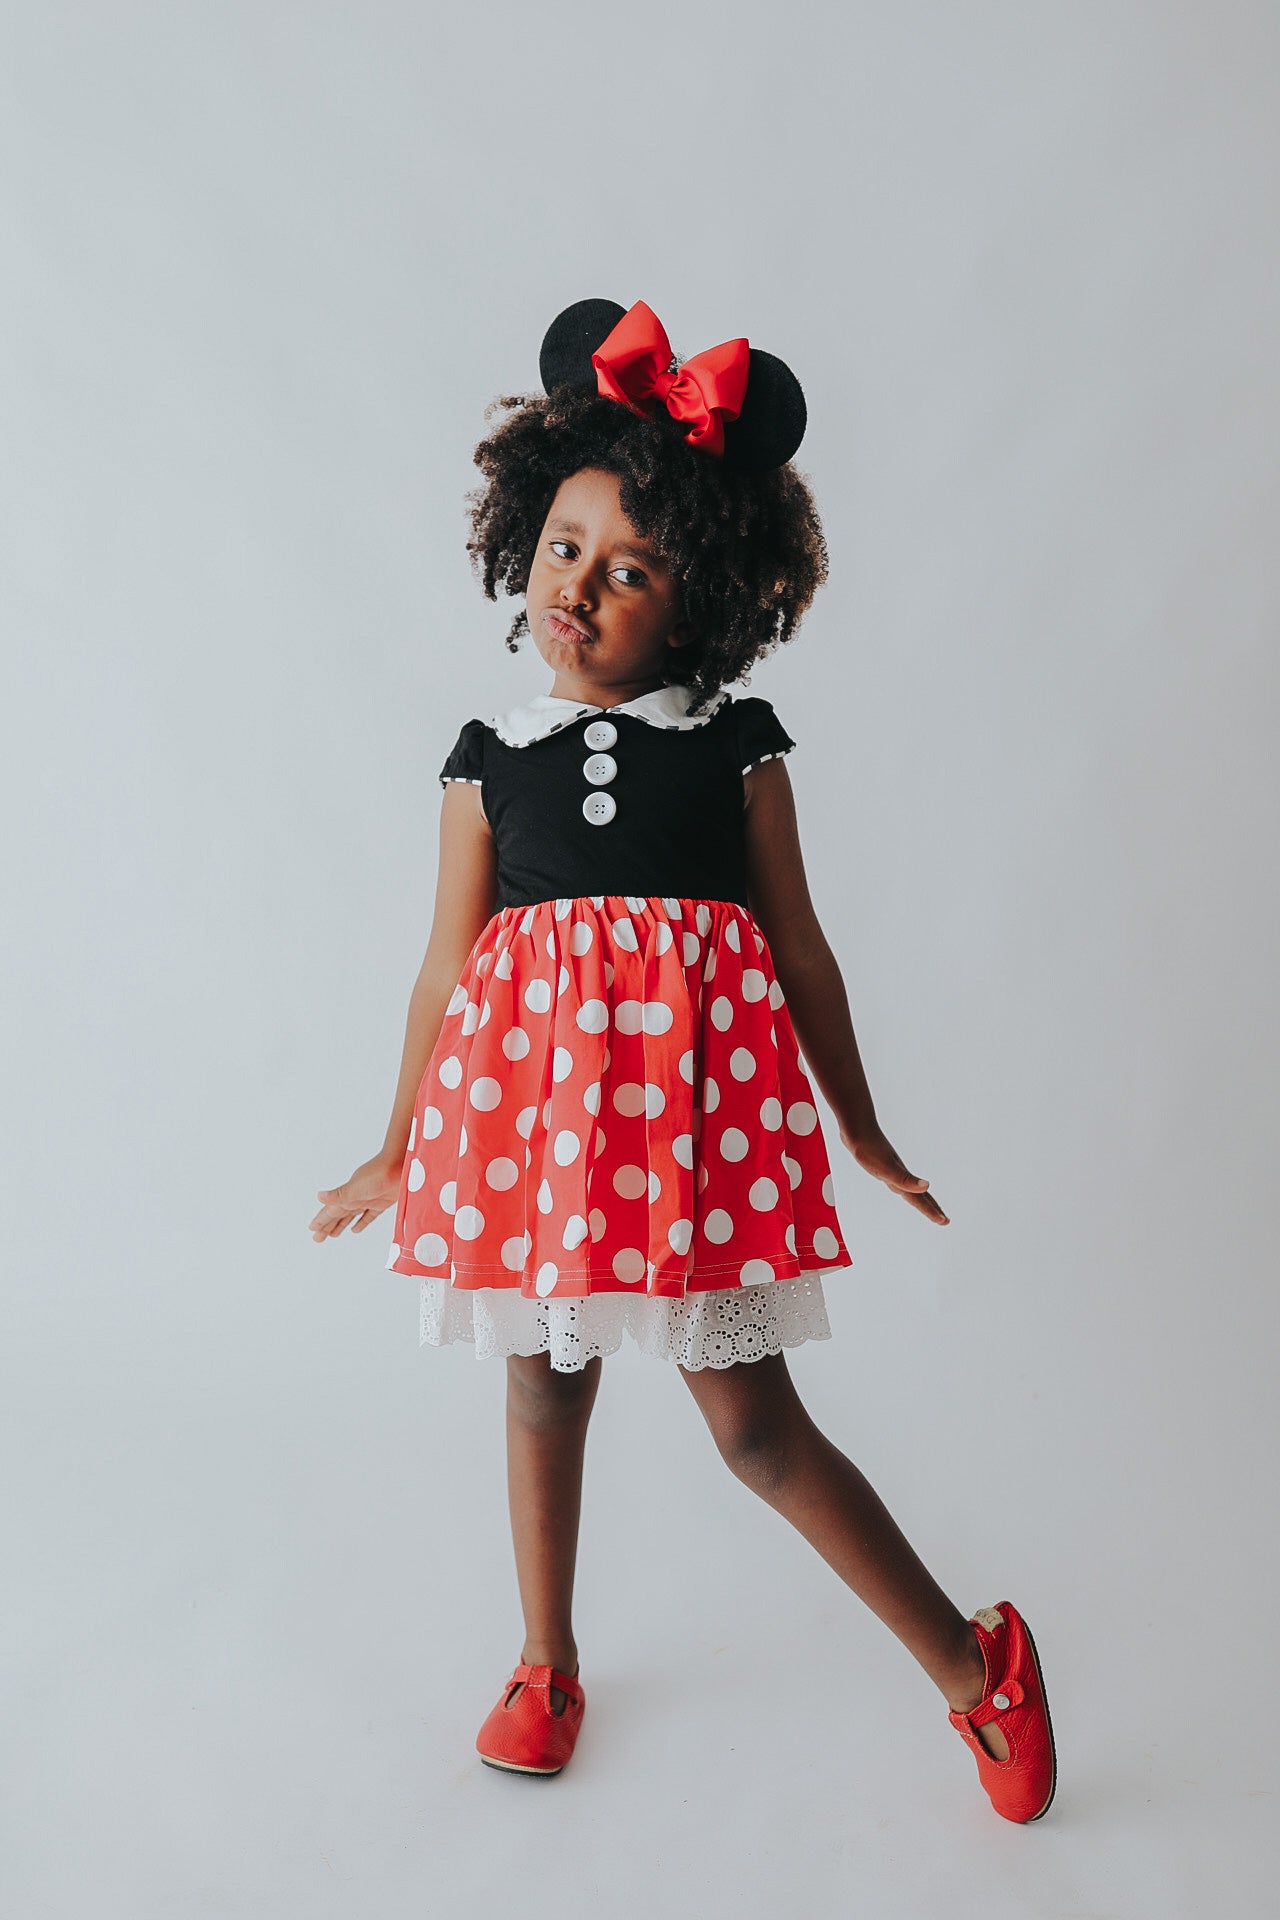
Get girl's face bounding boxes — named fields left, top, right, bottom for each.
left=526, top=467, right=693, bottom=705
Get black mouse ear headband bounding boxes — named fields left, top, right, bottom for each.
left=538, top=297, right=807, bottom=473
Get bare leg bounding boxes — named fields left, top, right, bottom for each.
left=679, top=1351, right=1008, bottom=1759
left=502, top=1350, right=602, bottom=1716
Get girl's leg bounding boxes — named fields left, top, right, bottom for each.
left=678, top=1350, right=1008, bottom=1759
left=502, top=1349, right=603, bottom=1715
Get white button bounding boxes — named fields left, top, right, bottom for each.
left=582, top=791, right=617, bottom=825
left=992, top=1692, right=1010, bottom=1710
left=583, top=719, right=618, bottom=749
left=583, top=752, right=617, bottom=785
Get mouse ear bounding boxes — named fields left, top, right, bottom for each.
left=539, top=299, right=630, bottom=394
left=721, top=348, right=808, bottom=471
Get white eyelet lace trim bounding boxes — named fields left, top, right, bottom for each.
left=419, top=1270, right=834, bottom=1372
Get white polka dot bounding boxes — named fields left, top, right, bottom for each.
left=469, top=1077, right=502, bottom=1111
left=662, top=896, right=680, bottom=914
left=520, top=907, right=535, bottom=933
left=563, top=1214, right=589, bottom=1251
left=555, top=897, right=572, bottom=920
left=501, top=1234, right=529, bottom=1272
left=642, top=1001, right=673, bottom=1034
left=612, top=916, right=638, bottom=951
left=413, top=1233, right=449, bottom=1266
left=703, top=948, right=718, bottom=981
left=524, top=979, right=552, bottom=1015
left=671, top=1133, right=693, bottom=1168
left=604, top=961, right=615, bottom=987
left=760, top=1097, right=783, bottom=1130
left=785, top=1223, right=797, bottom=1254
left=461, top=1000, right=480, bottom=1035
left=703, top=1077, right=720, bottom=1113
left=696, top=904, right=711, bottom=935
left=590, top=895, right=604, bottom=908
left=515, top=1105, right=537, bottom=1139
left=624, top=895, right=645, bottom=912
left=724, top=918, right=741, bottom=951
left=553, top=1130, right=581, bottom=1166
left=668, top=1217, right=693, bottom=1255
left=421, top=1106, right=443, bottom=1140
left=594, top=1126, right=606, bottom=1155
left=589, top=1207, right=608, bottom=1240
left=537, top=1178, right=555, bottom=1214
left=613, top=1164, right=647, bottom=1200
left=697, top=1165, right=709, bottom=1191
left=813, top=1226, right=841, bottom=1260
left=679, top=1048, right=695, bottom=1083
left=446, top=985, right=468, bottom=1016
left=730, top=1047, right=756, bottom=1081
left=719, top=1128, right=749, bottom=1162
left=654, top=922, right=673, bottom=955
left=439, top=1181, right=457, bottom=1215
left=553, top=1046, right=575, bottom=1083
left=614, top=1000, right=642, bottom=1034
left=438, top=1056, right=462, bottom=1089
left=647, top=1169, right=662, bottom=1202
left=682, top=932, right=701, bottom=966
left=569, top=922, right=594, bottom=955
left=613, top=1247, right=646, bottom=1284
left=459, top=1124, right=469, bottom=1155
left=494, top=948, right=514, bottom=979
left=612, top=1081, right=646, bottom=1117
left=787, top=1101, right=818, bottom=1135
left=542, top=1098, right=552, bottom=1127
left=454, top=1205, right=485, bottom=1240
left=704, top=1209, right=734, bottom=1244
left=645, top=1083, right=666, bottom=1117
left=407, top=1158, right=425, bottom=1192
left=782, top=1154, right=802, bottom=1189
left=478, top=1003, right=491, bottom=1028
left=710, top=995, right=734, bottom=1031
left=535, top=1262, right=559, bottom=1296
left=582, top=1080, right=601, bottom=1115
left=485, top=1157, right=519, bottom=1190
left=558, top=965, right=569, bottom=993
left=822, top=1174, right=835, bottom=1205
left=749, top=1177, right=780, bottom=1211
left=502, top=1027, right=531, bottom=1060
left=577, top=998, right=609, bottom=1034
left=741, top=968, right=768, bottom=1002
left=407, top=1116, right=416, bottom=1152
left=768, top=979, right=785, bottom=1009
left=740, top=1259, right=776, bottom=1285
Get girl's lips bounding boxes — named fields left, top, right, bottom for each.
left=544, top=610, right=595, bottom=643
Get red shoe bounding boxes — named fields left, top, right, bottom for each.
left=475, top=1662, right=585, bottom=1776
left=948, top=1602, right=1057, bottom=1822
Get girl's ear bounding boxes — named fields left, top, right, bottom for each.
left=666, top=619, right=695, bottom=652
left=540, top=299, right=629, bottom=393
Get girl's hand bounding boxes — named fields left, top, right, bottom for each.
left=840, top=1126, right=950, bottom=1225
left=310, top=1152, right=404, bottom=1242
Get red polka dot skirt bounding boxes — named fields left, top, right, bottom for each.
left=385, top=895, right=854, bottom=1370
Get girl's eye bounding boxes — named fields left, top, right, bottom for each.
left=549, top=540, right=575, bottom=558
left=610, top=567, right=646, bottom=587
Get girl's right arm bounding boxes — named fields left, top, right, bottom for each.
left=309, top=783, right=497, bottom=1243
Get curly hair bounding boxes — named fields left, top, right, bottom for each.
left=465, top=385, right=828, bottom=716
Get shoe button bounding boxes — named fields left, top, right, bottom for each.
left=992, top=1692, right=1011, bottom=1710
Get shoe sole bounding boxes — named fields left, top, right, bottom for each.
left=1017, top=1615, right=1058, bottom=1821
left=478, top=1753, right=566, bottom=1775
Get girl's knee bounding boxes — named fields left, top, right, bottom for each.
left=506, top=1350, right=602, bottom=1426
left=681, top=1356, right=809, bottom=1496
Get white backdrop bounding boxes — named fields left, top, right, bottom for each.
left=4, top=4, right=1277, bottom=1915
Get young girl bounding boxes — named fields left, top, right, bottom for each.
left=309, top=298, right=1056, bottom=1821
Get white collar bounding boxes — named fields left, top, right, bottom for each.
left=489, top=679, right=729, bottom=748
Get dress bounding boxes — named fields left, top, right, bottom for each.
left=385, top=678, right=854, bottom=1371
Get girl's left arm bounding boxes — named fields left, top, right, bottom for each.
left=743, top=759, right=949, bottom=1226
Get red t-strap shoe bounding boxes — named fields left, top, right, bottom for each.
left=475, top=1662, right=586, bottom=1776
left=948, top=1602, right=1057, bottom=1822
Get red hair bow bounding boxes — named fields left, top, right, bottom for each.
left=591, top=300, right=750, bottom=458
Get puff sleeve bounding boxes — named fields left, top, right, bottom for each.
left=438, top=717, right=486, bottom=789
left=734, top=696, right=796, bottom=775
